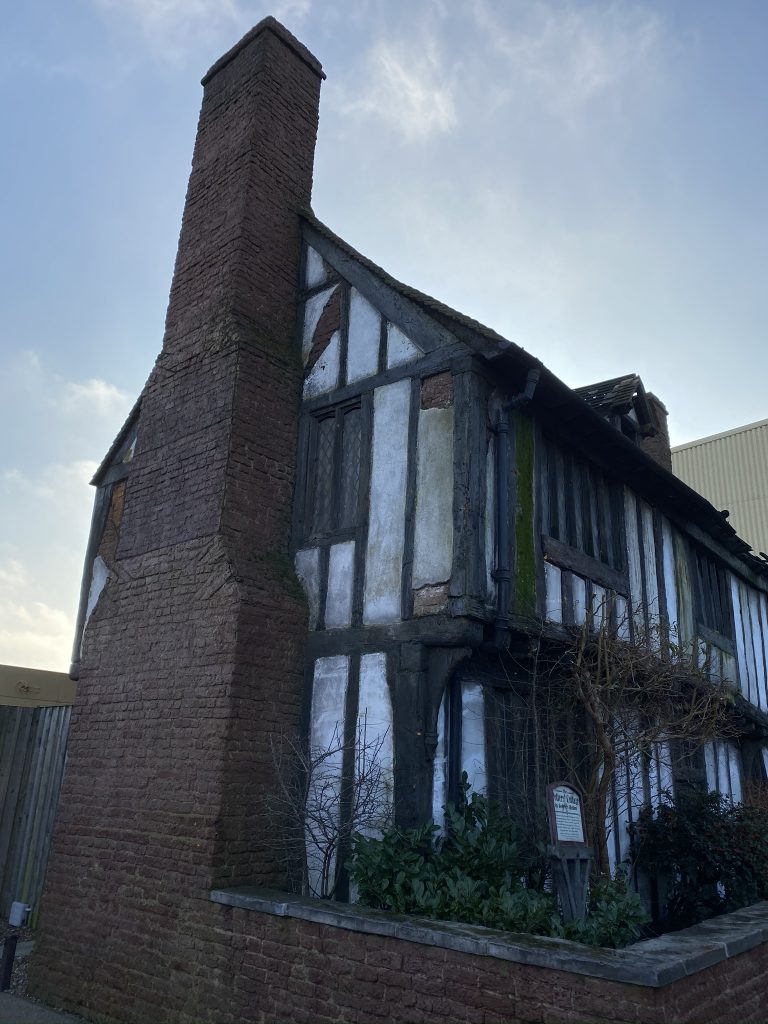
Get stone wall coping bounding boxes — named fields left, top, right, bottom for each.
left=210, top=887, right=768, bottom=988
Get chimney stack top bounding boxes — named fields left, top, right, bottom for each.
left=202, top=15, right=325, bottom=86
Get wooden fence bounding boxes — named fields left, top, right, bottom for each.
left=0, top=704, right=71, bottom=924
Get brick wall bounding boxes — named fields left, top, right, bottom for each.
left=31, top=16, right=322, bottom=1017
left=33, top=897, right=768, bottom=1024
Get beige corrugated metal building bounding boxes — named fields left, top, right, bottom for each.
left=672, top=417, right=768, bottom=557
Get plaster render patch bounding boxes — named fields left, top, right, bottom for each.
left=544, top=562, right=562, bottom=623
left=364, top=379, right=411, bottom=624
left=302, top=285, right=337, bottom=364
left=305, top=246, right=327, bottom=289
left=386, top=323, right=423, bottom=369
left=412, top=407, right=454, bottom=590
left=357, top=652, right=394, bottom=830
left=572, top=575, right=587, bottom=626
left=461, top=680, right=487, bottom=796
left=432, top=691, right=448, bottom=830
left=81, top=555, right=109, bottom=653
left=347, top=288, right=380, bottom=383
left=303, top=330, right=340, bottom=398
left=295, top=547, right=321, bottom=630
left=325, top=541, right=355, bottom=629
left=307, top=655, right=350, bottom=896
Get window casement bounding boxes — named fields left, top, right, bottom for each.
left=691, top=546, right=734, bottom=642
left=538, top=433, right=628, bottom=606
left=303, top=401, right=364, bottom=541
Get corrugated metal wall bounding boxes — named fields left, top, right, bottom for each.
left=0, top=704, right=71, bottom=923
left=672, top=418, right=768, bottom=558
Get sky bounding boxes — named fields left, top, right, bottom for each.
left=1, top=0, right=767, bottom=670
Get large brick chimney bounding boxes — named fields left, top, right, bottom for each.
left=640, top=392, right=672, bottom=472
left=32, top=19, right=322, bottom=1021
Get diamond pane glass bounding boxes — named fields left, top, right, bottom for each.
left=339, top=408, right=362, bottom=528
left=312, top=416, right=335, bottom=533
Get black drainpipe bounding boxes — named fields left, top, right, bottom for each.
left=494, top=368, right=541, bottom=646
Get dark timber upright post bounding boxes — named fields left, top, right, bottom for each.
left=31, top=20, right=324, bottom=1022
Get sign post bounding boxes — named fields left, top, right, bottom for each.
left=546, top=782, right=592, bottom=922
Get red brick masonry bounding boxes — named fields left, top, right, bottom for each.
left=204, top=891, right=768, bottom=1024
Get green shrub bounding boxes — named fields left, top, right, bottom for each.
left=349, top=776, right=647, bottom=947
left=632, top=790, right=768, bottom=929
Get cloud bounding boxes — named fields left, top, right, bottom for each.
left=3, top=460, right=99, bottom=506
left=0, top=598, right=73, bottom=671
left=90, top=0, right=312, bottom=60
left=337, top=36, right=458, bottom=142
left=471, top=0, right=662, bottom=121
left=0, top=560, right=29, bottom=586
left=61, top=378, right=130, bottom=416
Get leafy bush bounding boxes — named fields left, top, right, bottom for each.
left=349, top=777, right=647, bottom=947
left=632, top=790, right=768, bottom=929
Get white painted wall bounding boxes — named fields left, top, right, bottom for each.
left=306, top=655, right=349, bottom=897
left=325, top=541, right=355, bottom=629
left=386, top=323, right=423, bottom=369
left=432, top=691, right=448, bottom=829
left=357, top=652, right=394, bottom=832
left=305, top=246, right=327, bottom=289
left=302, top=285, right=337, bottom=364
left=461, top=680, right=487, bottom=796
left=544, top=562, right=562, bottom=623
left=412, top=407, right=454, bottom=591
left=364, top=380, right=411, bottom=624
left=347, top=288, right=380, bottom=383
left=294, top=547, right=320, bottom=630
left=303, top=330, right=340, bottom=399
left=81, top=555, right=108, bottom=653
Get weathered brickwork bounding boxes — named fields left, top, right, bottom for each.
left=31, top=17, right=321, bottom=1020
left=33, top=902, right=768, bottom=1024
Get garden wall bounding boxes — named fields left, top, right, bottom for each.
left=202, top=891, right=768, bottom=1024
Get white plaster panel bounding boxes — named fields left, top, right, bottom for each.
left=728, top=741, right=742, bottom=805
left=364, top=380, right=411, bottom=624
left=305, top=246, right=327, bottom=289
left=461, top=680, right=487, bottom=796
left=84, top=555, right=108, bottom=628
left=640, top=501, right=660, bottom=646
left=325, top=540, right=355, bottom=629
left=295, top=547, right=321, bottom=630
left=656, top=741, right=674, bottom=802
left=347, top=288, right=381, bottom=383
left=705, top=741, right=718, bottom=792
left=303, top=331, right=340, bottom=399
left=81, top=556, right=109, bottom=654
left=624, top=488, right=644, bottom=636
left=306, top=655, right=349, bottom=897
left=432, top=691, right=448, bottom=830
left=544, top=563, right=562, bottom=623
left=615, top=595, right=630, bottom=641
left=302, top=285, right=337, bottom=364
left=412, top=407, right=454, bottom=590
left=572, top=575, right=587, bottom=626
left=717, top=741, right=731, bottom=800
left=386, top=323, right=423, bottom=369
left=484, top=436, right=496, bottom=602
left=357, top=652, right=394, bottom=833
left=591, top=584, right=607, bottom=629
left=661, top=517, right=679, bottom=645
left=749, top=591, right=767, bottom=710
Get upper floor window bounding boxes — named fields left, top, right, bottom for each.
left=304, top=402, right=364, bottom=540
left=539, top=433, right=624, bottom=571
left=692, top=546, right=733, bottom=639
